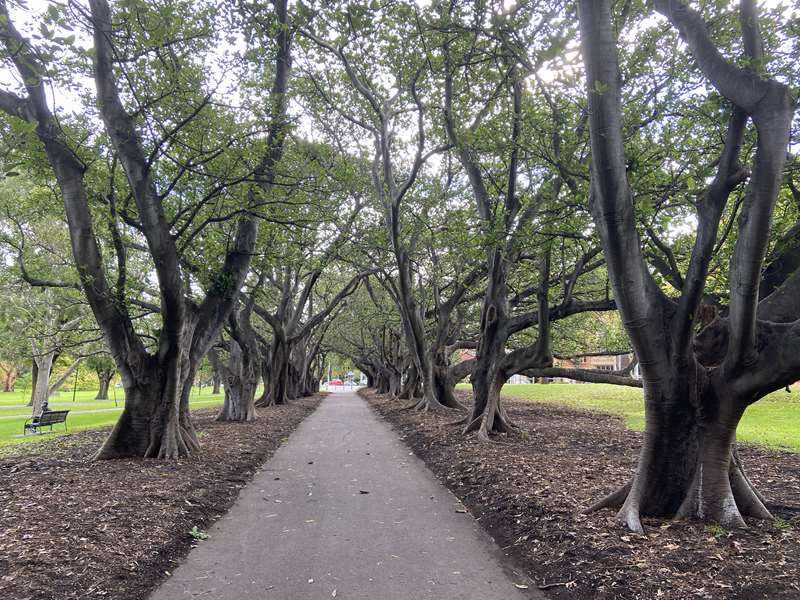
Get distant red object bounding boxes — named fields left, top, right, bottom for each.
left=329, top=379, right=344, bottom=385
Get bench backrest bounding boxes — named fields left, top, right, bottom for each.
left=38, top=410, right=70, bottom=425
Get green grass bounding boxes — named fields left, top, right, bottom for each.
left=457, top=382, right=800, bottom=453
left=0, top=386, right=219, bottom=407
left=0, top=387, right=224, bottom=447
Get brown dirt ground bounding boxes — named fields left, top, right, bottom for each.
left=362, top=388, right=800, bottom=600
left=0, top=396, right=321, bottom=600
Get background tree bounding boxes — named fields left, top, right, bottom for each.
left=85, top=353, right=116, bottom=400
left=0, top=0, right=292, bottom=457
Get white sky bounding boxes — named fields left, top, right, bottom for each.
left=3, top=0, right=796, bottom=114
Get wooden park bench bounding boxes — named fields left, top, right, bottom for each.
left=23, top=410, right=70, bottom=435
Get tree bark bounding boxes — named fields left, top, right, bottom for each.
left=398, top=364, right=420, bottom=400
left=28, top=359, right=38, bottom=407
left=30, top=350, right=55, bottom=416
left=261, top=335, right=290, bottom=406
left=467, top=244, right=514, bottom=437
left=94, top=348, right=200, bottom=459
left=96, top=372, right=112, bottom=400
left=213, top=342, right=258, bottom=423
left=591, top=367, right=772, bottom=532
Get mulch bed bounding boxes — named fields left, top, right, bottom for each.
left=0, top=396, right=321, bottom=600
left=362, top=388, right=800, bottom=599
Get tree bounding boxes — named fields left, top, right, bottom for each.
left=0, top=0, right=292, bottom=457
left=85, top=354, right=116, bottom=400
left=434, top=1, right=624, bottom=437
left=579, top=0, right=796, bottom=530
left=300, top=2, right=466, bottom=411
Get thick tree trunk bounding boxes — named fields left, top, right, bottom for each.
left=465, top=246, right=515, bottom=438
left=432, top=364, right=462, bottom=410
left=591, top=369, right=772, bottom=532
left=300, top=364, right=317, bottom=396
left=291, top=344, right=314, bottom=398
left=212, top=372, right=221, bottom=395
left=408, top=347, right=453, bottom=411
left=398, top=364, right=420, bottom=400
left=96, top=373, right=112, bottom=400
left=376, top=367, right=400, bottom=396
left=286, top=361, right=302, bottom=400
left=387, top=369, right=401, bottom=397
left=261, top=337, right=290, bottom=406
left=216, top=341, right=258, bottom=422
left=465, top=366, right=513, bottom=441
left=94, top=351, right=199, bottom=459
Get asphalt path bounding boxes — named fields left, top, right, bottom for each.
left=149, top=390, right=539, bottom=600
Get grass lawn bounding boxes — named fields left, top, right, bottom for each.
left=0, top=387, right=224, bottom=447
left=457, top=382, right=800, bottom=453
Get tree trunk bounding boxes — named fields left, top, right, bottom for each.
left=432, top=364, right=461, bottom=410
left=465, top=365, right=513, bottom=441
left=1, top=366, right=18, bottom=392
left=398, top=364, right=420, bottom=400
left=256, top=359, right=271, bottom=405
left=376, top=367, right=400, bottom=396
left=286, top=361, right=302, bottom=400
left=261, top=336, right=289, bottom=406
left=212, top=371, right=221, bottom=395
left=31, top=351, right=55, bottom=416
left=591, top=368, right=772, bottom=532
left=465, top=248, right=515, bottom=438
left=378, top=373, right=389, bottom=394
left=96, top=372, right=112, bottom=400
left=216, top=341, right=258, bottom=422
left=94, top=350, right=199, bottom=459
left=388, top=367, right=401, bottom=397
left=48, top=359, right=82, bottom=397
left=28, top=359, right=38, bottom=407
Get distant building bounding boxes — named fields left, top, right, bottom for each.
left=549, top=353, right=635, bottom=383
left=455, top=349, right=476, bottom=363
left=453, top=349, right=636, bottom=384
left=556, top=354, right=632, bottom=371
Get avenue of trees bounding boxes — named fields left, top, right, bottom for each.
left=0, top=0, right=797, bottom=532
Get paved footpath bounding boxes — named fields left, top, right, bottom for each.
left=150, top=391, right=538, bottom=600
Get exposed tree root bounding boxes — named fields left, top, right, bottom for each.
left=411, top=395, right=455, bottom=413
left=675, top=449, right=773, bottom=528
left=445, top=414, right=470, bottom=427
left=462, top=393, right=518, bottom=441
left=587, top=450, right=773, bottom=532
left=585, top=480, right=632, bottom=513
left=216, top=403, right=257, bottom=422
